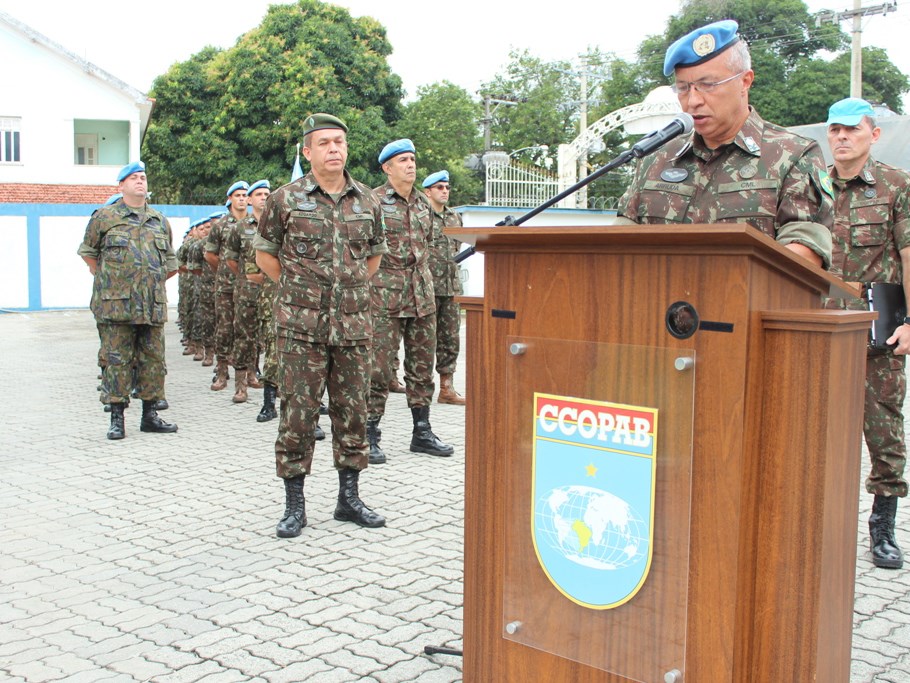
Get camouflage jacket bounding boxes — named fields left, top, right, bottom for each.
left=825, top=157, right=910, bottom=312
left=176, top=236, right=192, bottom=269
left=205, top=214, right=240, bottom=294
left=77, top=202, right=177, bottom=325
left=618, top=107, right=834, bottom=268
left=429, top=205, right=464, bottom=297
left=253, top=170, right=388, bottom=346
left=371, top=181, right=435, bottom=317
left=224, top=215, right=261, bottom=299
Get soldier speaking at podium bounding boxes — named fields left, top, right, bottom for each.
left=618, top=19, right=833, bottom=269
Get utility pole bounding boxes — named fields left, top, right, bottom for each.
left=816, top=0, right=897, bottom=97
left=480, top=94, right=522, bottom=151
left=577, top=57, right=589, bottom=208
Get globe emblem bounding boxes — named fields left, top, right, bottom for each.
left=536, top=485, right=648, bottom=571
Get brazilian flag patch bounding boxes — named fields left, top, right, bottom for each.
left=818, top=170, right=835, bottom=199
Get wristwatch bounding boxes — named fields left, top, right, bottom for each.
left=903, top=316, right=910, bottom=326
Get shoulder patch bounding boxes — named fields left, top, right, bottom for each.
left=818, top=170, right=834, bottom=199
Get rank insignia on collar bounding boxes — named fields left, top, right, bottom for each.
left=743, top=137, right=760, bottom=154
left=863, top=170, right=875, bottom=183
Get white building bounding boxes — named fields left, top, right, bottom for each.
left=0, top=11, right=213, bottom=311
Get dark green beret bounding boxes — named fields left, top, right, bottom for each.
left=303, top=113, right=348, bottom=137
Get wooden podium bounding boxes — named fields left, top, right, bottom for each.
left=451, top=224, right=872, bottom=683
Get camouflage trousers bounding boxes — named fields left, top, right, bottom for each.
left=232, top=281, right=260, bottom=371
left=180, top=282, right=197, bottom=343
left=275, top=338, right=371, bottom=479
left=191, top=278, right=216, bottom=345
left=434, top=295, right=461, bottom=375
left=214, top=289, right=235, bottom=362
left=259, top=278, right=278, bottom=386
left=177, top=274, right=189, bottom=332
left=369, top=311, right=436, bottom=417
left=864, top=350, right=908, bottom=497
left=97, top=322, right=166, bottom=404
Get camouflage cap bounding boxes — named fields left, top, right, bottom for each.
left=303, top=113, right=348, bottom=137
left=663, top=19, right=740, bottom=77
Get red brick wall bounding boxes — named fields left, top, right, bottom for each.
left=0, top=184, right=119, bottom=204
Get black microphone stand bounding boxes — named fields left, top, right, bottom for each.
left=454, top=146, right=638, bottom=264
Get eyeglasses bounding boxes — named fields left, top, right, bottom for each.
left=671, top=70, right=746, bottom=95
left=434, top=185, right=451, bottom=191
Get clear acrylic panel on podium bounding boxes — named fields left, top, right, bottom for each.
left=501, top=336, right=695, bottom=682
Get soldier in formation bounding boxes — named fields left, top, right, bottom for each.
left=367, top=139, right=455, bottom=465
left=78, top=161, right=178, bottom=440
left=254, top=113, right=388, bottom=538
left=824, top=96, right=910, bottom=569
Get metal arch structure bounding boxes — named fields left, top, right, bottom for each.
left=557, top=99, right=682, bottom=208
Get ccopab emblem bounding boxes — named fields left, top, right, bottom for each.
left=532, top=393, right=657, bottom=609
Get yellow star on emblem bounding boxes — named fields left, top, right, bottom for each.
left=585, top=463, right=598, bottom=477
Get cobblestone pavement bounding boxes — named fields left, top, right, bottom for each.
left=0, top=310, right=908, bottom=682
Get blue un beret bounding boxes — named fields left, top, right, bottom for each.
left=103, top=193, right=122, bottom=206
left=664, top=20, right=741, bottom=77
left=226, top=180, right=250, bottom=198
left=209, top=210, right=227, bottom=219
left=827, top=97, right=876, bottom=126
left=378, top=139, right=416, bottom=165
left=117, top=161, right=145, bottom=182
left=247, top=179, right=271, bottom=195
left=422, top=170, right=449, bottom=189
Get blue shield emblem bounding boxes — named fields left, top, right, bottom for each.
left=532, top=393, right=656, bottom=609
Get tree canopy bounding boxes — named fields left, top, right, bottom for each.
left=142, top=0, right=402, bottom=203
left=141, top=0, right=909, bottom=208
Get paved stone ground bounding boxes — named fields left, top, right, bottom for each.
left=1, top=310, right=909, bottom=682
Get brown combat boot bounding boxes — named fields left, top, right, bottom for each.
left=183, top=342, right=196, bottom=356
left=388, top=377, right=406, bottom=393
left=232, top=370, right=248, bottom=403
left=192, top=345, right=204, bottom=361
left=211, top=360, right=230, bottom=391
left=201, top=346, right=214, bottom=366
left=438, top=373, right=466, bottom=406
left=247, top=369, right=263, bottom=390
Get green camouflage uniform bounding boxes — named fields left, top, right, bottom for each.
left=254, top=171, right=387, bottom=479
left=187, top=237, right=215, bottom=348
left=77, top=202, right=178, bottom=404
left=429, top=205, right=464, bottom=375
left=245, top=225, right=279, bottom=386
left=206, top=215, right=239, bottom=363
left=824, top=157, right=910, bottom=498
left=369, top=182, right=436, bottom=417
left=176, top=236, right=195, bottom=340
left=225, top=216, right=261, bottom=373
left=618, top=107, right=834, bottom=268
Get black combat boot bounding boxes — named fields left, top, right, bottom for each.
left=367, top=417, right=386, bottom=464
left=409, top=406, right=454, bottom=456
left=276, top=475, right=306, bottom=537
left=140, top=400, right=178, bottom=433
left=315, top=420, right=326, bottom=441
left=154, top=399, right=169, bottom=411
left=107, top=403, right=126, bottom=440
left=870, top=495, right=904, bottom=569
left=334, top=469, right=386, bottom=528
left=257, top=384, right=278, bottom=422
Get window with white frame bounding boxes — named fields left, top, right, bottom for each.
left=0, top=117, right=21, bottom=163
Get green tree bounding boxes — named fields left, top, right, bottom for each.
left=394, top=82, right=483, bottom=205
left=142, top=0, right=402, bottom=203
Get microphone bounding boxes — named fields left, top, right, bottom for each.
left=630, top=113, right=694, bottom=158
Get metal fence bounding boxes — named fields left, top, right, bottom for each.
left=484, top=158, right=559, bottom=208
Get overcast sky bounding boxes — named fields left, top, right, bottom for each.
left=3, top=0, right=910, bottom=110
